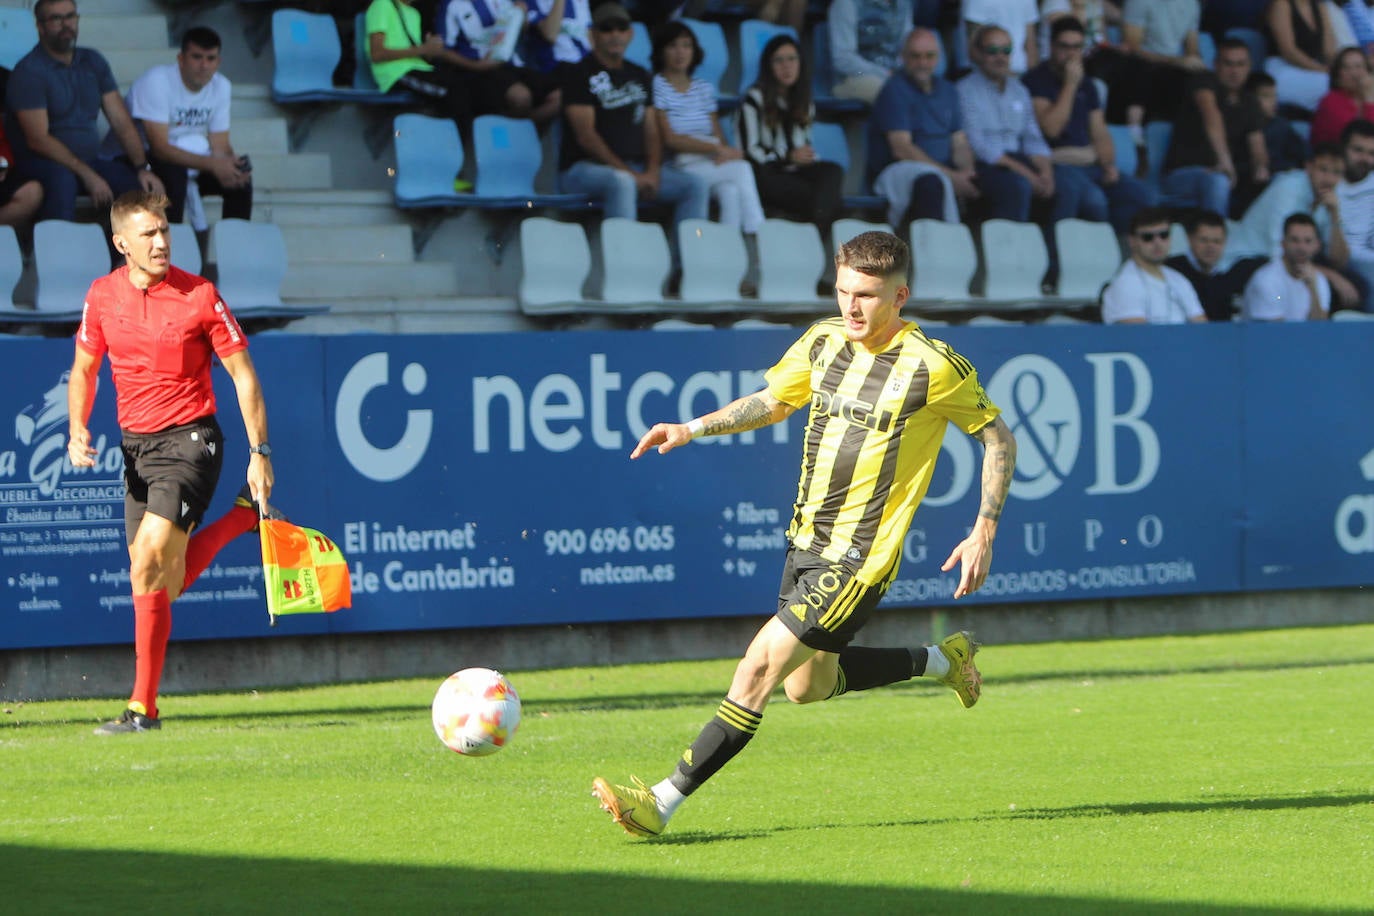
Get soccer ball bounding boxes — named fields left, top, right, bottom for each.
left=431, top=667, right=522, bottom=756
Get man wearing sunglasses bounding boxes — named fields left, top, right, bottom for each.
left=1101, top=207, right=1207, bottom=324
left=558, top=3, right=708, bottom=227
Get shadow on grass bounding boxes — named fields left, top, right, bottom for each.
left=0, top=843, right=1336, bottom=915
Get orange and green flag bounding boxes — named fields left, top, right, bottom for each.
left=258, top=519, right=351, bottom=624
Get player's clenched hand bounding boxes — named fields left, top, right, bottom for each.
left=941, top=532, right=993, bottom=599
left=630, top=422, right=693, bottom=459
left=67, top=428, right=97, bottom=468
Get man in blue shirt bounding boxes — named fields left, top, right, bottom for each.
left=866, top=29, right=979, bottom=229
left=1023, top=16, right=1155, bottom=234
left=5, top=0, right=163, bottom=223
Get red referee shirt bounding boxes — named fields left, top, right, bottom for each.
left=75, top=265, right=248, bottom=434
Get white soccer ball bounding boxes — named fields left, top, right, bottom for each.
left=431, top=667, right=522, bottom=756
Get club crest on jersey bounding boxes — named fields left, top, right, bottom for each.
left=811, top=390, right=893, bottom=432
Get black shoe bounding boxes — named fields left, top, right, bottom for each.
left=235, top=484, right=287, bottom=528
left=94, top=707, right=161, bottom=736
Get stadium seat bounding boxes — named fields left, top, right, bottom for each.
left=472, top=115, right=591, bottom=207
left=598, top=218, right=670, bottom=306
left=1054, top=219, right=1119, bottom=302
left=33, top=220, right=107, bottom=318
left=0, top=6, right=32, bottom=69
left=811, top=28, right=867, bottom=114
left=1143, top=121, right=1172, bottom=193
left=756, top=218, right=829, bottom=310
left=732, top=318, right=792, bottom=329
left=678, top=219, right=749, bottom=308
left=652, top=318, right=714, bottom=330
left=271, top=9, right=405, bottom=104
left=909, top=219, right=976, bottom=301
left=170, top=223, right=202, bottom=276
left=681, top=18, right=733, bottom=103
left=811, top=122, right=886, bottom=213
left=393, top=113, right=479, bottom=208
left=0, top=225, right=26, bottom=316
left=832, top=218, right=892, bottom=253
left=1331, top=309, right=1374, bottom=321
left=212, top=219, right=328, bottom=320
left=980, top=219, right=1048, bottom=302
left=1093, top=77, right=1108, bottom=115
left=1168, top=222, right=1188, bottom=257
left=626, top=21, right=651, bottom=70
left=1197, top=31, right=1217, bottom=67
left=518, top=217, right=591, bottom=314
left=966, top=314, right=1025, bottom=326
left=1106, top=124, right=1138, bottom=176
left=738, top=20, right=797, bottom=97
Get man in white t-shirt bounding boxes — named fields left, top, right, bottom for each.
left=1101, top=207, right=1207, bottom=324
left=1241, top=213, right=1331, bottom=321
left=126, top=27, right=250, bottom=229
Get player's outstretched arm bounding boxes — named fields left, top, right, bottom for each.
left=630, top=388, right=796, bottom=459
left=942, top=416, right=1017, bottom=598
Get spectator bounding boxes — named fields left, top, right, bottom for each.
left=866, top=29, right=978, bottom=228
left=1162, top=38, right=1269, bottom=218
left=1310, top=47, right=1374, bottom=146
left=1038, top=0, right=1120, bottom=57
left=1165, top=210, right=1263, bottom=320
left=1241, top=212, right=1332, bottom=319
left=956, top=25, right=1055, bottom=222
left=558, top=4, right=708, bottom=226
left=748, top=0, right=807, bottom=38
left=1264, top=0, right=1339, bottom=113
left=366, top=0, right=473, bottom=136
left=0, top=121, right=43, bottom=237
left=1082, top=0, right=1201, bottom=167
left=827, top=0, right=914, bottom=105
left=1342, top=1, right=1374, bottom=57
left=1024, top=16, right=1155, bottom=234
left=6, top=0, right=164, bottom=223
left=1101, top=206, right=1208, bottom=323
left=434, top=0, right=562, bottom=123
left=962, top=0, right=1041, bottom=74
left=525, top=0, right=592, bottom=73
left=1335, top=117, right=1374, bottom=307
left=1249, top=71, right=1311, bottom=172
left=652, top=22, right=765, bottom=236
left=119, top=28, right=251, bottom=232
left=738, top=35, right=844, bottom=233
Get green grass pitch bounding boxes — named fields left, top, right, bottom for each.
left=3, top=624, right=1372, bottom=914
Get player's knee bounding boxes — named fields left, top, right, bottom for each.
left=127, top=549, right=166, bottom=591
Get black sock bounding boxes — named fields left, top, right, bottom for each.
left=668, top=698, right=762, bottom=796
left=832, top=646, right=920, bottom=696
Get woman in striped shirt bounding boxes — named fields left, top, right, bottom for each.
left=737, top=34, right=843, bottom=233
left=651, top=22, right=766, bottom=234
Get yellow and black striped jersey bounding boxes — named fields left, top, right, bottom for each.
left=764, top=317, right=1001, bottom=585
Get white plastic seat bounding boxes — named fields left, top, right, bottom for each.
left=34, top=220, right=109, bottom=316
left=170, top=223, right=202, bottom=276
left=1054, top=219, right=1120, bottom=301
left=756, top=218, right=828, bottom=310
left=678, top=219, right=748, bottom=309
left=212, top=219, right=287, bottom=310
left=518, top=217, right=590, bottom=314
left=832, top=218, right=893, bottom=253
left=732, top=318, right=792, bottom=329
left=1331, top=309, right=1374, bottom=321
left=652, top=318, right=714, bottom=331
left=0, top=225, right=24, bottom=311
left=909, top=219, right=976, bottom=300
left=980, top=219, right=1047, bottom=301
left=966, top=314, right=1025, bottom=326
left=598, top=218, right=669, bottom=306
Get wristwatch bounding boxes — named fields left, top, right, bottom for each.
left=249, top=443, right=272, bottom=457
left=137, top=162, right=152, bottom=171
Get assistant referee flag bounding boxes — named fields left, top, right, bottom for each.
left=259, top=519, right=351, bottom=622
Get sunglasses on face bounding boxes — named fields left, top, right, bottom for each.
left=596, top=19, right=631, bottom=32
left=1135, top=229, right=1170, bottom=242
left=981, top=45, right=1013, bottom=56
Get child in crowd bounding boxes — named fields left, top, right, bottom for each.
left=1249, top=71, right=1310, bottom=173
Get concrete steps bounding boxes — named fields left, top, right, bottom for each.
left=282, top=261, right=461, bottom=300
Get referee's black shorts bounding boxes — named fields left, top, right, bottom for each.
left=774, top=547, right=890, bottom=653
left=120, top=415, right=224, bottom=544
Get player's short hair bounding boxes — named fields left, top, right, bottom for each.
left=1185, top=209, right=1226, bottom=236
left=1129, top=207, right=1172, bottom=235
left=181, top=26, right=221, bottom=53
left=835, top=231, right=910, bottom=283
left=110, top=190, right=171, bottom=236
left=1282, top=212, right=1319, bottom=236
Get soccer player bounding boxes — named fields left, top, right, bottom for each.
left=592, top=231, right=1017, bottom=838
left=67, top=190, right=279, bottom=736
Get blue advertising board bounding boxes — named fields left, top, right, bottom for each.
left=1, top=323, right=1370, bottom=650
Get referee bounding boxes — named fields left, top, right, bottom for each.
left=68, top=190, right=277, bottom=736
left=593, top=231, right=1017, bottom=837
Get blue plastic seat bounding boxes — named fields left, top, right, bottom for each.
left=737, top=20, right=796, bottom=97
left=811, top=121, right=885, bottom=212
left=1143, top=121, right=1173, bottom=195
left=626, top=21, right=651, bottom=70
left=1197, top=31, right=1217, bottom=67
left=681, top=18, right=735, bottom=105
left=1106, top=124, right=1138, bottom=176
left=0, top=6, right=33, bottom=69
left=271, top=9, right=408, bottom=104
left=393, top=113, right=477, bottom=208
left=472, top=115, right=590, bottom=208
left=212, top=220, right=328, bottom=321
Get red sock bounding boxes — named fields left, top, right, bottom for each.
left=182, top=505, right=257, bottom=591
left=131, top=589, right=172, bottom=719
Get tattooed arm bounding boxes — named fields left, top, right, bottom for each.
left=630, top=388, right=797, bottom=459
left=941, top=416, right=1017, bottom=598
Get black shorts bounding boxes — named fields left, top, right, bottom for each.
left=120, top=416, right=225, bottom=545
left=774, top=547, right=890, bottom=653
left=466, top=64, right=558, bottom=115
